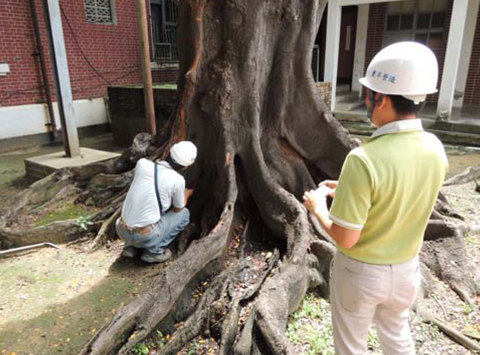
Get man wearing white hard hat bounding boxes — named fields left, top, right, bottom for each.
left=116, top=141, right=197, bottom=263
left=304, top=42, right=448, bottom=354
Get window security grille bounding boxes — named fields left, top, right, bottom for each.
left=151, top=0, right=179, bottom=65
left=84, top=0, right=114, bottom=24
left=384, top=0, right=447, bottom=56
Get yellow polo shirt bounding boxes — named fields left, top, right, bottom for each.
left=329, top=119, right=449, bottom=265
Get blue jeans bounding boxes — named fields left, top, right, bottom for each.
left=116, top=208, right=190, bottom=255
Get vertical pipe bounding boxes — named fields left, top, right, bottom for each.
left=137, top=0, right=157, bottom=135
left=29, top=0, right=57, bottom=140
left=43, top=0, right=81, bottom=157
left=437, top=0, right=469, bottom=121
left=325, top=0, right=342, bottom=111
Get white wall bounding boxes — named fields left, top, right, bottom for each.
left=351, top=4, right=369, bottom=94
left=454, top=0, right=480, bottom=108
left=0, top=98, right=108, bottom=140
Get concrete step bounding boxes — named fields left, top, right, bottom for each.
left=336, top=91, right=361, bottom=103
left=336, top=84, right=350, bottom=94
left=338, top=120, right=480, bottom=147
left=25, top=148, right=121, bottom=181
left=336, top=99, right=365, bottom=112
left=334, top=110, right=368, bottom=122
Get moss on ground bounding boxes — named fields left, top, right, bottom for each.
left=34, top=203, right=95, bottom=227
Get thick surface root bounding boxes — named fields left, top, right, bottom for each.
left=0, top=219, right=86, bottom=249
left=79, top=162, right=237, bottom=355
left=444, top=166, right=480, bottom=186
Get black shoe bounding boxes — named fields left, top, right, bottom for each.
left=140, top=249, right=172, bottom=263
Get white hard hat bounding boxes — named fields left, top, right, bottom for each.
left=170, top=141, right=197, bottom=167
left=359, top=42, right=438, bottom=104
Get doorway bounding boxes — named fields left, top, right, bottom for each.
left=338, top=6, right=358, bottom=85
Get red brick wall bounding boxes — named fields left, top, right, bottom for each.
left=464, top=9, right=480, bottom=106
left=362, top=3, right=386, bottom=97
left=0, top=0, right=177, bottom=108
left=152, top=68, right=178, bottom=83
left=364, top=4, right=386, bottom=79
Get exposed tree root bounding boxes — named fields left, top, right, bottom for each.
left=90, top=205, right=122, bottom=251
left=444, top=166, right=480, bottom=186
left=76, top=172, right=133, bottom=207
left=113, top=133, right=154, bottom=173
left=156, top=261, right=245, bottom=355
left=421, top=233, right=480, bottom=304
left=415, top=300, right=480, bottom=353
left=79, top=161, right=237, bottom=355
left=0, top=169, right=75, bottom=229
left=217, top=250, right=280, bottom=355
left=424, top=219, right=470, bottom=240
left=0, top=219, right=85, bottom=249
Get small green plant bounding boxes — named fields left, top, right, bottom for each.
left=287, top=294, right=334, bottom=354
left=186, top=342, right=200, bottom=355
left=131, top=342, right=149, bottom=355
left=465, top=234, right=479, bottom=247
left=367, top=327, right=380, bottom=351
left=463, top=303, right=474, bottom=315
left=75, top=215, right=93, bottom=230
left=156, top=330, right=166, bottom=348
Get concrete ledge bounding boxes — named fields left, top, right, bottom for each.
left=25, top=147, right=120, bottom=181
left=338, top=120, right=480, bottom=147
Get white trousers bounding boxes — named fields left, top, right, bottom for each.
left=330, top=252, right=421, bottom=355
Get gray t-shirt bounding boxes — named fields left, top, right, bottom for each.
left=121, top=159, right=185, bottom=227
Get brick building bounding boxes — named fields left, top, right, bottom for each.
left=320, top=0, right=480, bottom=118
left=0, top=0, right=178, bottom=149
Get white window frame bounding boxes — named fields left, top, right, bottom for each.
left=383, top=0, right=447, bottom=49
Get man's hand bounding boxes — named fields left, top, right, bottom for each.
left=303, top=190, right=319, bottom=214
left=318, top=180, right=338, bottom=197
left=186, top=188, right=194, bottom=198
left=303, top=181, right=361, bottom=249
left=303, top=185, right=333, bottom=214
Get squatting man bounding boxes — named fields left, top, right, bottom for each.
left=116, top=141, right=197, bottom=263
left=303, top=42, right=449, bottom=354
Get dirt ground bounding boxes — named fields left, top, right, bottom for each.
left=0, top=241, right=163, bottom=355
left=0, top=140, right=479, bottom=355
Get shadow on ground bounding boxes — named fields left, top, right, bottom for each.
left=0, top=244, right=167, bottom=355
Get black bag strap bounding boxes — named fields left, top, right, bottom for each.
left=154, top=163, right=164, bottom=217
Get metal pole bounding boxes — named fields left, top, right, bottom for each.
left=0, top=242, right=62, bottom=257
left=43, top=0, right=81, bottom=157
left=30, top=0, right=58, bottom=140
left=137, top=0, right=156, bottom=135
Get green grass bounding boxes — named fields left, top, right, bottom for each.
left=287, top=294, right=334, bottom=355
left=153, top=83, right=177, bottom=90
left=287, top=293, right=381, bottom=354
left=34, top=203, right=95, bottom=227
left=127, top=330, right=166, bottom=355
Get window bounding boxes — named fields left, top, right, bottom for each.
left=151, top=0, right=179, bottom=66
left=84, top=0, right=116, bottom=25
left=384, top=0, right=448, bottom=56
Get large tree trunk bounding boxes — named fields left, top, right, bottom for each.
left=81, top=2, right=350, bottom=354
left=1, top=0, right=478, bottom=354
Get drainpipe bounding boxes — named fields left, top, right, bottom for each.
left=29, top=0, right=57, bottom=140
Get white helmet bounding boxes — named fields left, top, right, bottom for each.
left=170, top=141, right=197, bottom=167
left=359, top=42, right=438, bottom=104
